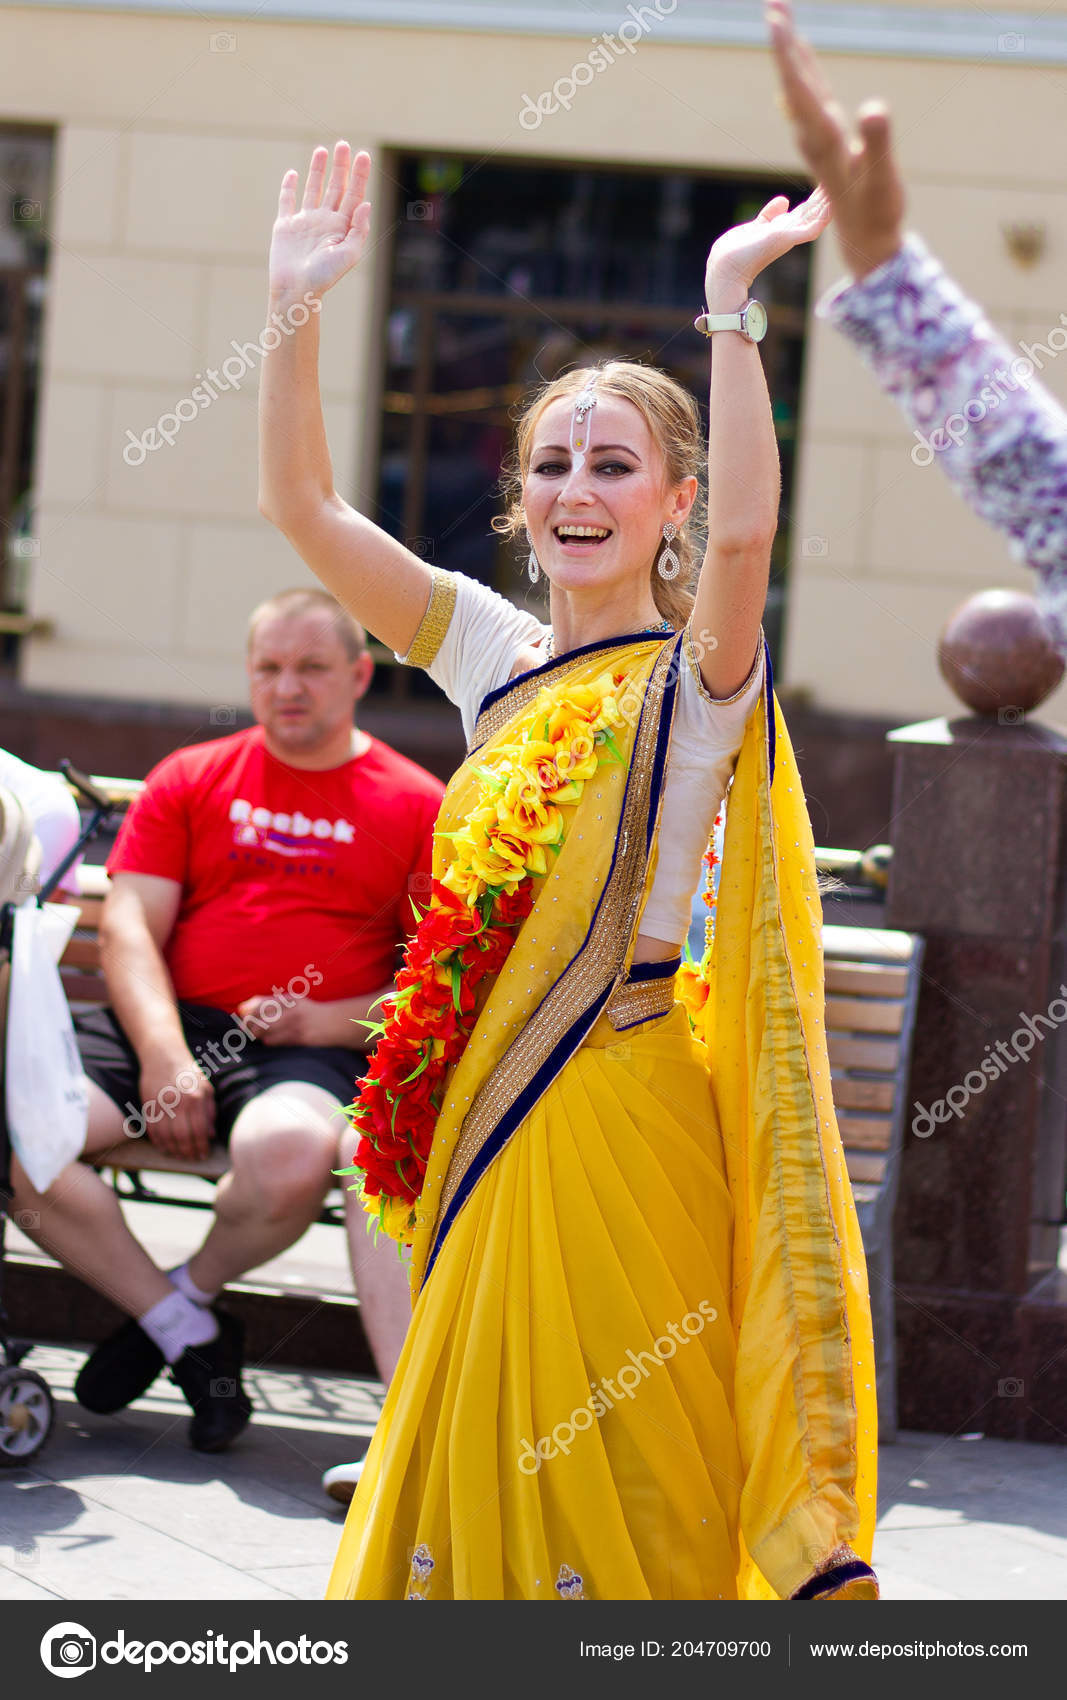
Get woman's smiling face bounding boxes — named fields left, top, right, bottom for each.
left=522, top=393, right=676, bottom=596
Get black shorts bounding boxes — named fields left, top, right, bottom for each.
left=75, top=1003, right=368, bottom=1144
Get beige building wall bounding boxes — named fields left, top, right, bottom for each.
left=4, top=2, right=1067, bottom=725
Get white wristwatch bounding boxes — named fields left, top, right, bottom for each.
left=694, top=300, right=768, bottom=344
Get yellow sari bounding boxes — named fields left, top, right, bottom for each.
left=327, top=626, right=878, bottom=1602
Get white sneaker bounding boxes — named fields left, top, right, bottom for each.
left=322, top=1457, right=365, bottom=1506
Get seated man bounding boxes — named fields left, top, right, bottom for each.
left=7, top=587, right=444, bottom=1451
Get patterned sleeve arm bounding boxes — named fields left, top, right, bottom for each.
left=817, top=234, right=1067, bottom=648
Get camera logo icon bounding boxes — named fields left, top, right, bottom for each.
left=40, top=1622, right=97, bottom=1678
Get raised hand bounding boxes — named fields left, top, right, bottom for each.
left=269, top=141, right=372, bottom=301
left=705, top=187, right=832, bottom=307
left=766, top=0, right=905, bottom=279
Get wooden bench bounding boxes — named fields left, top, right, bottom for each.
left=823, top=922, right=925, bottom=1443
left=60, top=787, right=923, bottom=1433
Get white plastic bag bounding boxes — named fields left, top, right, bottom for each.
left=6, top=900, right=88, bottom=1193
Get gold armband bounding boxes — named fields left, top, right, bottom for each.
left=404, top=565, right=458, bottom=670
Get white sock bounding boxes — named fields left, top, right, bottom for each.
left=168, top=1261, right=219, bottom=1308
left=138, top=1291, right=219, bottom=1365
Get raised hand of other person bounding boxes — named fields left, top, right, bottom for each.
left=766, top=0, right=905, bottom=279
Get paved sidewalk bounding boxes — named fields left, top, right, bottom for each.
left=0, top=1345, right=379, bottom=1601
left=0, top=1345, right=1064, bottom=1601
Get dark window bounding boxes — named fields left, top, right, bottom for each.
left=370, top=152, right=813, bottom=704
left=0, top=126, right=53, bottom=660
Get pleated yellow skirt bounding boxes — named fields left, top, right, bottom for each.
left=326, top=1002, right=744, bottom=1601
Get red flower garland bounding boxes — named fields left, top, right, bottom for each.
left=337, top=877, right=535, bottom=1237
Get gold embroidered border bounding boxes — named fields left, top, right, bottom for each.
left=405, top=566, right=458, bottom=670
left=605, top=974, right=676, bottom=1031
left=682, top=622, right=765, bottom=706
left=469, top=634, right=673, bottom=755
left=425, top=639, right=680, bottom=1272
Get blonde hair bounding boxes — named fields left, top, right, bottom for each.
left=492, top=360, right=706, bottom=628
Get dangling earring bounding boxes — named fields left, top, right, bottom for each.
left=657, top=520, right=680, bottom=581
left=525, top=527, right=540, bottom=585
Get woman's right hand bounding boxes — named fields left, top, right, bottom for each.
left=268, top=141, right=372, bottom=302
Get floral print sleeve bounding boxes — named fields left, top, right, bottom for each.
left=817, top=233, right=1067, bottom=648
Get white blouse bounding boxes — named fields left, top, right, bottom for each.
left=399, top=572, right=765, bottom=948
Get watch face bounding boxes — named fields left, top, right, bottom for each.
left=744, top=301, right=768, bottom=342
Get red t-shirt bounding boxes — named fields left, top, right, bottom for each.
left=108, top=727, right=445, bottom=1011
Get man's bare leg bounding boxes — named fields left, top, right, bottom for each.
left=338, top=1123, right=411, bottom=1385
left=8, top=1081, right=175, bottom=1316
left=319, top=1122, right=413, bottom=1505
left=185, top=1081, right=341, bottom=1294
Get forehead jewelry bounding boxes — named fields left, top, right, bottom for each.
left=569, top=383, right=598, bottom=474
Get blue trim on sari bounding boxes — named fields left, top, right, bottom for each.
left=627, top=956, right=681, bottom=983
left=476, top=626, right=677, bottom=726
left=791, top=1559, right=877, bottom=1601
left=764, top=644, right=776, bottom=788
left=424, top=635, right=683, bottom=1287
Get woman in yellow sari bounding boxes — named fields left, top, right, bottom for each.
left=259, top=142, right=878, bottom=1602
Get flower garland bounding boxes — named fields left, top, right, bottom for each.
left=676, top=805, right=724, bottom=1030
left=336, top=670, right=629, bottom=1245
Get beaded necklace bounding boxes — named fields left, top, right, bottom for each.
left=544, top=618, right=675, bottom=660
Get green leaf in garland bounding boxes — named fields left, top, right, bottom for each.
left=450, top=956, right=464, bottom=1012
left=400, top=1043, right=433, bottom=1085
left=596, top=729, right=624, bottom=764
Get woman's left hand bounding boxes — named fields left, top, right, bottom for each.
left=705, top=187, right=831, bottom=305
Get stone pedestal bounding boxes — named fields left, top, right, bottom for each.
left=886, top=714, right=1067, bottom=1441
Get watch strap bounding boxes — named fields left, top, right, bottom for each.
left=695, top=308, right=746, bottom=335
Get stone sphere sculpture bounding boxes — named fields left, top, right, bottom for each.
left=937, top=588, right=1064, bottom=717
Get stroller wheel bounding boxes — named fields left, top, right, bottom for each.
left=0, top=1365, right=55, bottom=1464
